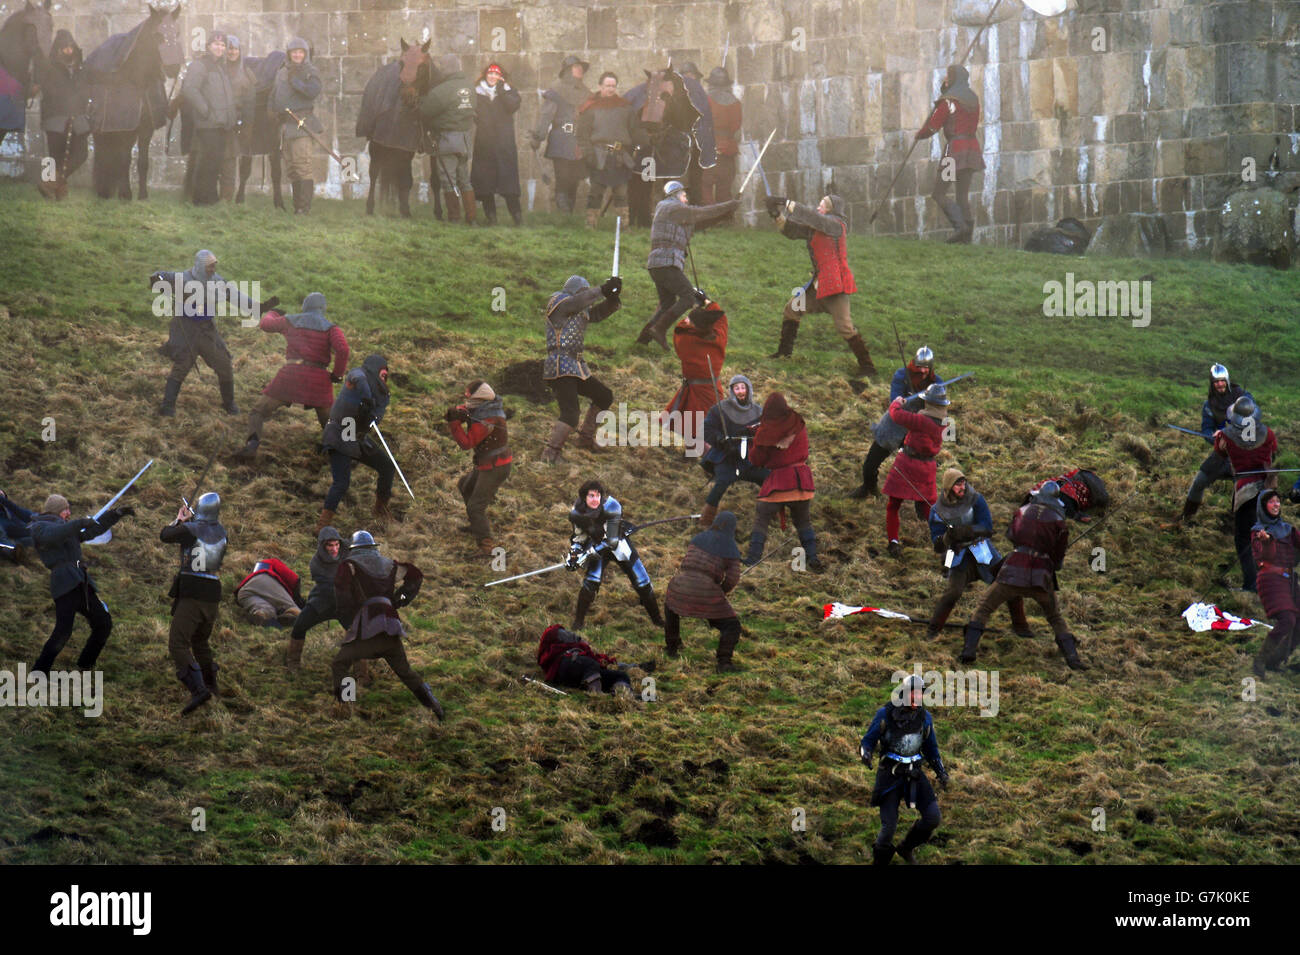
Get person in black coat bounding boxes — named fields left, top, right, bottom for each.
left=28, top=493, right=132, bottom=674
left=36, top=29, right=89, bottom=199
left=470, top=63, right=522, bottom=225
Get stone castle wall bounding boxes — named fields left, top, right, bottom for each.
left=7, top=0, right=1298, bottom=250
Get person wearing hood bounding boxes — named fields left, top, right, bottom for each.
left=664, top=510, right=745, bottom=672
left=1177, top=363, right=1252, bottom=524
left=745, top=393, right=822, bottom=571
left=700, top=373, right=769, bottom=528
left=638, top=180, right=740, bottom=350
left=151, top=249, right=269, bottom=418
left=217, top=33, right=257, bottom=203
left=529, top=54, right=590, bottom=214
left=1250, top=490, right=1300, bottom=677
left=881, top=382, right=949, bottom=557
left=445, top=380, right=512, bottom=555
left=268, top=36, right=323, bottom=214
left=766, top=194, right=876, bottom=376
left=959, top=481, right=1088, bottom=670
left=182, top=31, right=238, bottom=205
left=0, top=488, right=36, bottom=563
left=536, top=624, right=637, bottom=697
left=850, top=346, right=940, bottom=499
left=470, top=63, right=523, bottom=225
left=234, top=556, right=303, bottom=627
left=566, top=480, right=664, bottom=631
left=860, top=674, right=950, bottom=865
left=663, top=297, right=727, bottom=448
left=925, top=468, right=1031, bottom=640
left=915, top=63, right=985, bottom=244
left=331, top=530, right=444, bottom=720
left=699, top=66, right=740, bottom=206
left=576, top=71, right=641, bottom=229
left=319, top=354, right=398, bottom=528
left=28, top=492, right=131, bottom=675
left=36, top=29, right=89, bottom=199
left=420, top=53, right=477, bottom=223
left=1212, top=396, right=1277, bottom=593
left=540, top=273, right=623, bottom=462
left=286, top=526, right=348, bottom=672
left=234, top=292, right=350, bottom=463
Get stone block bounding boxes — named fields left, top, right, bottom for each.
left=522, top=4, right=584, bottom=53
left=342, top=12, right=387, bottom=56
left=615, top=5, right=653, bottom=51
left=480, top=8, right=522, bottom=55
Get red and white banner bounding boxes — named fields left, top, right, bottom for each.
left=823, top=602, right=912, bottom=622
left=1181, top=602, right=1271, bottom=632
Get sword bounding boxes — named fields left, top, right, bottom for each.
left=485, top=560, right=568, bottom=588
left=369, top=421, right=415, bottom=501
left=282, top=108, right=361, bottom=181
left=722, top=33, right=730, bottom=72
left=747, top=140, right=772, bottom=196
left=612, top=216, right=621, bottom=276
left=738, top=128, right=776, bottom=194
left=522, top=675, right=569, bottom=696
left=740, top=534, right=797, bottom=577
left=625, top=514, right=701, bottom=534
left=1235, top=469, right=1300, bottom=476
left=85, top=459, right=154, bottom=546
left=1164, top=424, right=1207, bottom=438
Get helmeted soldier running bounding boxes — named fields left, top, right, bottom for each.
left=160, top=493, right=227, bottom=714
left=331, top=530, right=444, bottom=720
left=319, top=354, right=397, bottom=529
left=1250, top=490, right=1300, bottom=677
left=1178, top=363, right=1253, bottom=523
left=767, top=194, right=876, bottom=375
left=960, top=481, right=1088, bottom=670
left=29, top=493, right=132, bottom=674
left=1213, top=396, right=1277, bottom=592
left=916, top=64, right=984, bottom=243
left=860, top=674, right=950, bottom=865
left=235, top=292, right=349, bottom=462
left=540, top=274, right=623, bottom=462
left=529, top=54, right=590, bottom=214
left=925, top=468, right=1032, bottom=639
left=850, top=346, right=939, bottom=498
left=566, top=480, right=664, bottom=631
left=638, top=180, right=739, bottom=350
left=699, top=374, right=769, bottom=528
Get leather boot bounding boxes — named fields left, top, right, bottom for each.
left=572, top=586, right=597, bottom=631
left=637, top=583, right=665, bottom=627
left=576, top=405, right=604, bottom=450
left=219, top=379, right=239, bottom=415
left=715, top=625, right=741, bottom=673
left=583, top=674, right=604, bottom=696
left=541, top=421, right=573, bottom=463
left=1180, top=498, right=1200, bottom=523
left=374, top=492, right=395, bottom=523
left=636, top=308, right=676, bottom=351
left=179, top=664, right=213, bottom=715
left=285, top=637, right=304, bottom=673
left=477, top=538, right=496, bottom=557
left=1009, top=598, right=1035, bottom=638
left=613, top=203, right=630, bottom=228
left=664, top=617, right=682, bottom=658
left=872, top=843, right=896, bottom=866
left=302, top=180, right=313, bottom=214
left=234, top=435, right=259, bottom=463
left=959, top=623, right=984, bottom=664
left=200, top=661, right=220, bottom=697
left=584, top=207, right=600, bottom=229
left=159, top=377, right=182, bottom=417
left=698, top=503, right=718, bottom=528
left=744, top=533, right=766, bottom=567
left=770, top=319, right=799, bottom=358
left=938, top=198, right=964, bottom=233
left=1055, top=633, right=1089, bottom=670
left=353, top=658, right=373, bottom=687
left=849, top=444, right=888, bottom=498
left=897, top=823, right=931, bottom=863
left=444, top=191, right=461, bottom=222
left=462, top=189, right=476, bottom=225
left=416, top=682, right=445, bottom=720
left=846, top=334, right=877, bottom=376
left=925, top=606, right=952, bottom=640
left=798, top=527, right=825, bottom=572
left=316, top=508, right=335, bottom=533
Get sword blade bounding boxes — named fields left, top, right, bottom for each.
left=748, top=140, right=772, bottom=196
left=738, top=128, right=776, bottom=194
left=1163, top=423, right=1205, bottom=437
left=484, top=561, right=568, bottom=588
left=93, top=459, right=154, bottom=521
left=370, top=422, right=415, bottom=501
left=612, top=216, right=621, bottom=277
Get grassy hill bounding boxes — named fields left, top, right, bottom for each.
left=1, top=181, right=1298, bottom=864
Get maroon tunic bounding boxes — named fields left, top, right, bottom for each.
left=1252, top=526, right=1300, bottom=620
left=663, top=309, right=727, bottom=435
left=996, top=502, right=1068, bottom=590
left=1214, top=428, right=1277, bottom=491
left=752, top=426, right=814, bottom=500
left=259, top=310, right=351, bottom=408
left=918, top=95, right=985, bottom=172
left=665, top=544, right=741, bottom=619
left=881, top=401, right=944, bottom=504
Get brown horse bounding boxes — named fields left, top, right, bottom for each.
left=356, top=38, right=432, bottom=218
left=84, top=4, right=184, bottom=199
left=0, top=0, right=52, bottom=144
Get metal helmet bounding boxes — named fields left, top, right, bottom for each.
left=894, top=673, right=925, bottom=707
left=1210, top=363, right=1230, bottom=383
left=195, top=492, right=220, bottom=521
left=915, top=346, right=934, bottom=367
left=1033, top=480, right=1063, bottom=510
left=922, top=382, right=950, bottom=406
left=1229, top=396, right=1259, bottom=429
left=350, top=530, right=377, bottom=550
left=664, top=180, right=686, bottom=197
left=562, top=275, right=590, bottom=295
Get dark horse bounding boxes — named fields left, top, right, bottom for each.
left=236, top=50, right=286, bottom=207
left=356, top=38, right=431, bottom=218
left=0, top=0, right=53, bottom=145
left=84, top=4, right=183, bottom=199
left=625, top=65, right=702, bottom=225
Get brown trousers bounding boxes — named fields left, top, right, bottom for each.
left=168, top=597, right=219, bottom=673
left=457, top=463, right=511, bottom=541
left=783, top=290, right=858, bottom=339
left=282, top=135, right=313, bottom=182
left=169, top=319, right=234, bottom=383
left=331, top=633, right=426, bottom=701
left=248, top=394, right=329, bottom=441
left=930, top=558, right=1027, bottom=630
left=969, top=582, right=1069, bottom=639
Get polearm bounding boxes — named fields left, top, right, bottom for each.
left=369, top=421, right=415, bottom=501
left=282, top=107, right=359, bottom=180
left=85, top=459, right=154, bottom=546
left=868, top=141, right=920, bottom=225
left=485, top=513, right=700, bottom=587
left=737, top=128, right=776, bottom=194
left=958, top=0, right=1005, bottom=67
left=612, top=216, right=621, bottom=276
left=891, top=319, right=909, bottom=373
left=522, top=675, right=569, bottom=696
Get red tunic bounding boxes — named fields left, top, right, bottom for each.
left=809, top=222, right=856, bottom=298
left=919, top=96, right=985, bottom=172
left=1252, top=527, right=1300, bottom=619
left=710, top=98, right=742, bottom=156
left=881, top=402, right=944, bottom=504
left=447, top=416, right=513, bottom=470
left=258, top=310, right=351, bottom=409
left=663, top=310, right=727, bottom=435
left=1214, top=429, right=1277, bottom=490
left=236, top=557, right=301, bottom=597
left=752, top=426, right=814, bottom=500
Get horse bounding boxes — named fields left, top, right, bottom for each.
left=235, top=49, right=286, bottom=207
left=0, top=0, right=53, bottom=146
left=83, top=4, right=183, bottom=199
left=625, top=64, right=702, bottom=225
left=356, top=38, right=432, bottom=218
